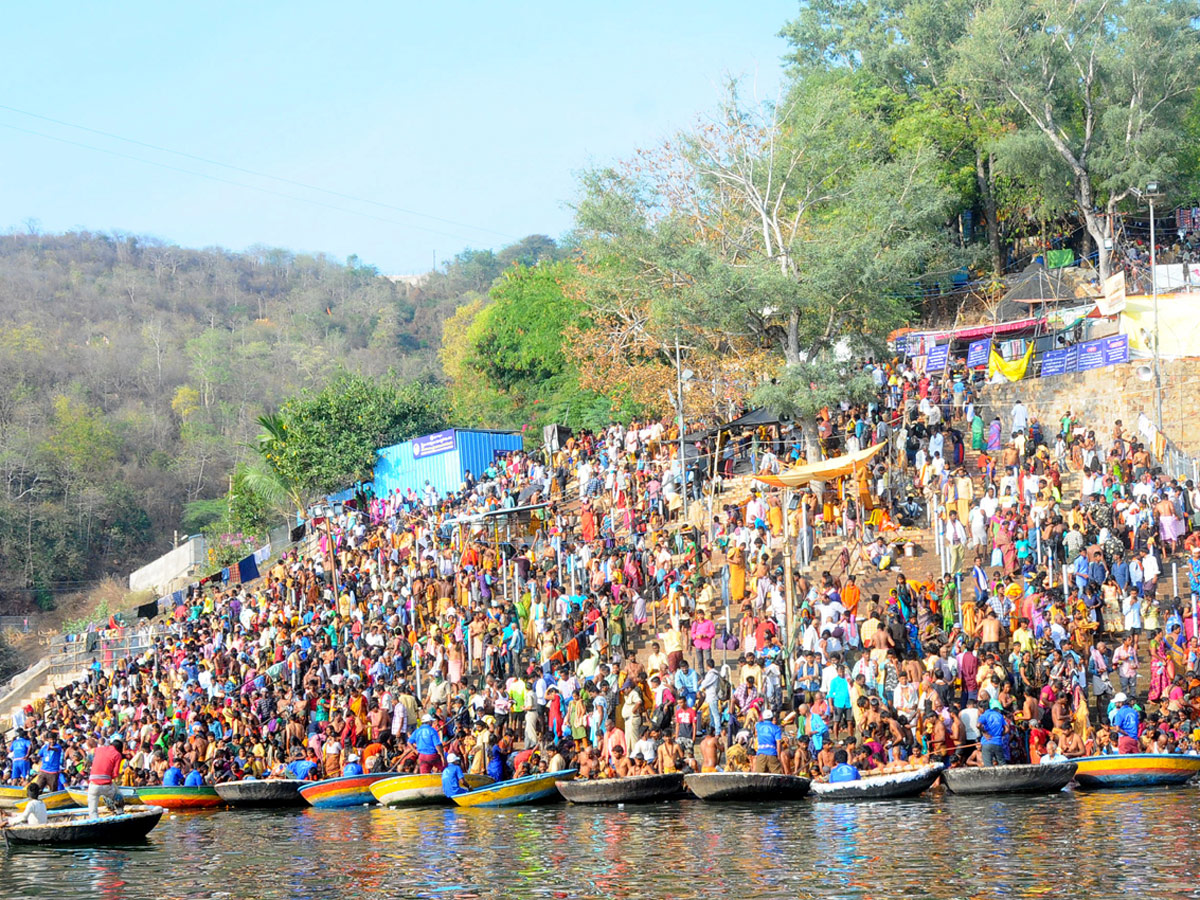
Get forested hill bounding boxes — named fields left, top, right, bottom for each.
left=0, top=229, right=560, bottom=611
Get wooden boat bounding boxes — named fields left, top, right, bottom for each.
left=136, top=785, right=223, bottom=810
left=17, top=790, right=77, bottom=812
left=452, top=770, right=577, bottom=808
left=684, top=772, right=811, bottom=802
left=0, top=784, right=30, bottom=809
left=556, top=773, right=684, bottom=804
left=214, top=778, right=306, bottom=807
left=3, top=805, right=164, bottom=845
left=943, top=762, right=1077, bottom=795
left=1073, top=753, right=1200, bottom=789
left=370, top=773, right=494, bottom=807
left=811, top=764, right=943, bottom=800
left=66, top=786, right=139, bottom=807
left=298, top=773, right=395, bottom=809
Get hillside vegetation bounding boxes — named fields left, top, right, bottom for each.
left=0, top=230, right=558, bottom=610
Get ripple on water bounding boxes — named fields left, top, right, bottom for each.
left=4, top=789, right=1200, bottom=899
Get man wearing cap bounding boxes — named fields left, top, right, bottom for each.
left=412, top=713, right=444, bottom=774
left=342, top=752, right=364, bottom=777
left=87, top=738, right=124, bottom=816
left=441, top=752, right=469, bottom=798
left=752, top=708, right=784, bottom=774
left=1110, top=693, right=1140, bottom=753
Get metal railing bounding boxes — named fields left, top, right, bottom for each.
left=47, top=624, right=173, bottom=678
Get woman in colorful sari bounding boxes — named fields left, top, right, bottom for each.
left=1148, top=639, right=1171, bottom=702
left=987, top=417, right=1002, bottom=452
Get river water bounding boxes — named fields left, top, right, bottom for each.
left=5, top=788, right=1199, bottom=899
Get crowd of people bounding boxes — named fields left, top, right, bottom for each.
left=5, top=355, right=1200, bottom=814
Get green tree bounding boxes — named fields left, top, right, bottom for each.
left=751, top=360, right=878, bottom=450
left=259, top=373, right=449, bottom=497
left=952, top=0, right=1200, bottom=279
left=40, top=395, right=120, bottom=481
left=575, top=75, right=959, bottom=367
left=782, top=0, right=1012, bottom=273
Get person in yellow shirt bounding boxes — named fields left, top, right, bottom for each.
left=1012, top=618, right=1035, bottom=654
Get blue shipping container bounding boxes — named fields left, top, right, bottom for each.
left=371, top=429, right=524, bottom=500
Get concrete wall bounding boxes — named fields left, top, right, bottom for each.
left=976, top=358, right=1200, bottom=456
left=128, top=535, right=206, bottom=594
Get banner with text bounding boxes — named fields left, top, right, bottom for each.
left=925, top=344, right=949, bottom=372
left=966, top=339, right=990, bottom=368
left=412, top=429, right=457, bottom=459
left=1041, top=335, right=1128, bottom=377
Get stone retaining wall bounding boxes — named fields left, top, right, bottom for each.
left=976, top=358, right=1200, bottom=456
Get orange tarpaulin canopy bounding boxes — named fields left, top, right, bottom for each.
left=753, top=442, right=887, bottom=488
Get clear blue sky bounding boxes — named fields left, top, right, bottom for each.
left=2, top=2, right=794, bottom=273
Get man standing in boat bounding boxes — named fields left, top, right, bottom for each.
left=1110, top=693, right=1141, bottom=754
left=752, top=709, right=784, bottom=774
left=977, top=691, right=1007, bottom=766
left=34, top=730, right=64, bottom=793
left=87, top=738, right=124, bottom=817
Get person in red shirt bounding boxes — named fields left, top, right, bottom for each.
left=88, top=738, right=124, bottom=817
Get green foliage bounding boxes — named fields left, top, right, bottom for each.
left=467, top=263, right=581, bottom=390
left=40, top=396, right=120, bottom=480
left=574, top=75, right=961, bottom=366
left=441, top=262, right=617, bottom=434
left=182, top=498, right=225, bottom=534
left=62, top=600, right=110, bottom=636
left=951, top=0, right=1200, bottom=275
left=260, top=372, right=450, bottom=497
left=751, top=360, right=877, bottom=423
left=0, top=230, right=548, bottom=610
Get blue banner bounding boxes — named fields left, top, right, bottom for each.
left=1100, top=334, right=1129, bottom=366
left=966, top=339, right=990, bottom=368
left=1072, top=335, right=1129, bottom=372
left=412, top=429, right=457, bottom=459
left=1040, top=346, right=1077, bottom=377
left=925, top=344, right=949, bottom=372
left=1076, top=338, right=1109, bottom=372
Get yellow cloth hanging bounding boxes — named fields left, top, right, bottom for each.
left=987, top=341, right=1034, bottom=382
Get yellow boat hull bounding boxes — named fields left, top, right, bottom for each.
left=452, top=770, right=576, bottom=808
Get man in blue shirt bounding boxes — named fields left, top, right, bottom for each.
left=342, top=753, right=364, bottom=777
left=35, top=731, right=64, bottom=792
left=286, top=749, right=319, bottom=781
left=829, top=748, right=860, bottom=783
left=752, top=709, right=784, bottom=773
left=183, top=765, right=206, bottom=787
left=162, top=764, right=184, bottom=786
left=977, top=690, right=1007, bottom=766
left=1110, top=692, right=1140, bottom=753
left=828, top=665, right=853, bottom=739
left=9, top=729, right=31, bottom=782
left=441, top=752, right=469, bottom=798
left=412, top=714, right=444, bottom=774
left=673, top=661, right=698, bottom=707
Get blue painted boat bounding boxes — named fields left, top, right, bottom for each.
left=452, top=770, right=577, bottom=808
left=299, top=772, right=395, bottom=808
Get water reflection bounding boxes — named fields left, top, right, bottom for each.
left=3, top=789, right=1200, bottom=899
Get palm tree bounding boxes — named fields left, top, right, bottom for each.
left=254, top=413, right=308, bottom=520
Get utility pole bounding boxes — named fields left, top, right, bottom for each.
left=675, top=334, right=689, bottom=522
left=1147, top=182, right=1164, bottom=433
